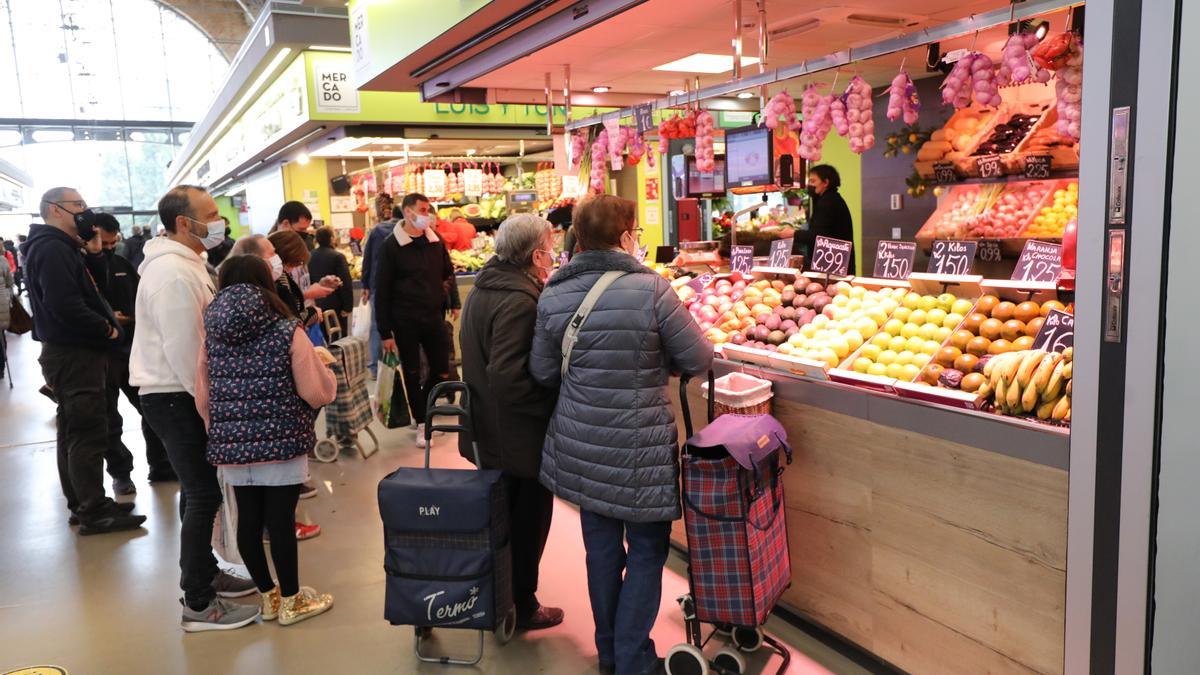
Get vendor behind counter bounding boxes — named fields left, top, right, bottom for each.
left=792, top=164, right=855, bottom=274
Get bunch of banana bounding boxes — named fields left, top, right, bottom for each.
left=982, top=347, right=1073, bottom=422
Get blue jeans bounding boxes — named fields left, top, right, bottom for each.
left=579, top=509, right=672, bottom=675
left=368, top=294, right=380, bottom=377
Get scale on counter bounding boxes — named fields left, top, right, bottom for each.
left=506, top=190, right=539, bottom=213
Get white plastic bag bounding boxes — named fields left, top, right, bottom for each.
left=211, top=478, right=242, bottom=564
left=351, top=299, right=371, bottom=342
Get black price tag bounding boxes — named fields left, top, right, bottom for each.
left=730, top=245, right=754, bottom=274
left=927, top=240, right=978, bottom=275
left=687, top=272, right=714, bottom=292
left=634, top=103, right=655, bottom=136
left=349, top=240, right=363, bottom=257
left=1032, top=309, right=1074, bottom=353
left=1013, top=240, right=1063, bottom=283
left=654, top=245, right=677, bottom=264
left=976, top=154, right=1004, bottom=179
left=873, top=240, right=916, bottom=280
left=809, top=236, right=852, bottom=277
left=1024, top=155, right=1052, bottom=180
left=933, top=162, right=958, bottom=184
left=768, top=238, right=792, bottom=268
left=977, top=239, right=1003, bottom=263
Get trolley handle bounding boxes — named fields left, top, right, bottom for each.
left=423, top=381, right=482, bottom=468
left=678, top=369, right=716, bottom=440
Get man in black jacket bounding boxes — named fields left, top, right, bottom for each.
left=93, top=215, right=174, bottom=492
left=376, top=192, right=460, bottom=448
left=308, top=226, right=353, bottom=338
left=21, top=187, right=146, bottom=535
left=122, top=225, right=146, bottom=270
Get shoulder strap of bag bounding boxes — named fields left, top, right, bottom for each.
left=561, top=270, right=626, bottom=378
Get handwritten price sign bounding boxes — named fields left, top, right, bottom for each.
left=933, top=162, right=958, bottom=184
left=1032, top=309, right=1074, bottom=353
left=873, top=241, right=916, bottom=280
left=976, top=154, right=1004, bottom=179
left=809, top=236, right=852, bottom=277
left=768, top=238, right=792, bottom=268
left=1013, top=240, right=1063, bottom=283
left=686, top=272, right=714, bottom=292
left=928, top=240, right=977, bottom=275
left=730, top=245, right=754, bottom=274
left=1024, top=155, right=1052, bottom=180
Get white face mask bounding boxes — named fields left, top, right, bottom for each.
left=408, top=212, right=432, bottom=231
left=268, top=254, right=284, bottom=279
left=188, top=217, right=226, bottom=250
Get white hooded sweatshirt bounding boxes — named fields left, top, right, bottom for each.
left=129, top=237, right=215, bottom=396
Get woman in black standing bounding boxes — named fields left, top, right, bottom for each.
left=794, top=164, right=856, bottom=274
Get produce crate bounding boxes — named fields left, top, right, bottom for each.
left=916, top=184, right=1001, bottom=245
left=1013, top=104, right=1081, bottom=173
left=1015, top=179, right=1078, bottom=241
left=915, top=107, right=1001, bottom=178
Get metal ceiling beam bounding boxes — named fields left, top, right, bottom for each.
left=565, top=0, right=1083, bottom=130
left=419, top=0, right=649, bottom=101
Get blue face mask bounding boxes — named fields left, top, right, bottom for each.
left=409, top=212, right=432, bottom=231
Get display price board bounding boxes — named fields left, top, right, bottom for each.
left=809, top=236, right=852, bottom=276
left=873, top=240, right=916, bottom=280
left=768, top=238, right=792, bottom=268
left=730, top=245, right=754, bottom=274
left=1024, top=155, right=1052, bottom=180
left=977, top=239, right=1003, bottom=263
left=655, top=245, right=676, bottom=264
left=1013, top=240, right=1063, bottom=283
left=462, top=168, right=484, bottom=197
left=976, top=155, right=1004, bottom=179
left=933, top=162, right=958, bottom=184
left=1032, top=309, right=1074, bottom=353
left=927, top=240, right=977, bottom=275
left=686, top=272, right=714, bottom=292
left=634, top=103, right=655, bottom=136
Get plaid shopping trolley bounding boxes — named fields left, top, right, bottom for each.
left=666, top=371, right=793, bottom=675
left=313, top=336, right=380, bottom=462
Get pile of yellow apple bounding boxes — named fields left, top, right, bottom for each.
left=1024, top=181, right=1078, bottom=238
left=849, top=291, right=974, bottom=380
left=777, top=282, right=900, bottom=368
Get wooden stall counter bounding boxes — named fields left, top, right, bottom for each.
left=670, top=360, right=1068, bottom=675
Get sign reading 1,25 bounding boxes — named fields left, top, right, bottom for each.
left=809, top=236, right=853, bottom=277
left=928, top=240, right=977, bottom=275
left=730, top=245, right=754, bottom=274
left=1013, top=240, right=1063, bottom=283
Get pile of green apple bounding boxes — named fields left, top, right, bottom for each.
left=777, top=282, right=900, bottom=368
left=849, top=291, right=975, bottom=380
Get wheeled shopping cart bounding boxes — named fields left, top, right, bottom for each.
left=666, top=372, right=793, bottom=675
left=313, top=335, right=380, bottom=462
left=377, top=381, right=517, bottom=666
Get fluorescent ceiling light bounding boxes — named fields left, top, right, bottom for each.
left=653, top=53, right=760, bottom=74
left=736, top=91, right=755, bottom=99
left=309, top=46, right=352, bottom=52
left=591, top=86, right=610, bottom=93
left=669, top=89, right=686, bottom=96
left=336, top=151, right=431, bottom=158
left=309, top=136, right=428, bottom=158
left=32, top=130, right=74, bottom=142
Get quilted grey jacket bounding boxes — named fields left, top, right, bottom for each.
left=530, top=249, right=713, bottom=523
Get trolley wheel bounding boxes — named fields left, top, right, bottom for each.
left=666, top=643, right=709, bottom=675
left=712, top=648, right=746, bottom=674
left=731, top=626, right=763, bottom=653
left=714, top=623, right=734, bottom=636
left=495, top=607, right=516, bottom=645
left=313, top=439, right=339, bottom=463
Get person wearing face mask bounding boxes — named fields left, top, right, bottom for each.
left=130, top=184, right=260, bottom=632
left=530, top=194, right=713, bottom=675
left=792, top=163, right=856, bottom=274
left=375, top=192, right=460, bottom=448
left=271, top=201, right=317, bottom=251
left=21, top=187, right=146, bottom=535
left=90, top=214, right=175, bottom=496
left=458, top=213, right=563, bottom=632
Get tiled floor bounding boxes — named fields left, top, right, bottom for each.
left=0, top=330, right=869, bottom=674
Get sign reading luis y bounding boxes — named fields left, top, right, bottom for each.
left=1032, top=309, right=1074, bottom=353
left=809, top=236, right=852, bottom=277
left=768, top=238, right=792, bottom=268
left=314, top=62, right=360, bottom=114
left=874, top=240, right=916, bottom=280
left=928, top=239, right=977, bottom=275
left=730, top=245, right=754, bottom=274
left=1013, top=240, right=1063, bottom=283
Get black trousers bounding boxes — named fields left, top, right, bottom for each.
left=39, top=343, right=110, bottom=516
left=103, top=350, right=170, bottom=479
left=141, top=392, right=221, bottom=610
left=234, top=485, right=301, bottom=597
left=394, top=318, right=450, bottom=423
left=504, top=473, right=555, bottom=614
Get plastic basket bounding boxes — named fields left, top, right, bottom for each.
left=701, top=372, right=773, bottom=417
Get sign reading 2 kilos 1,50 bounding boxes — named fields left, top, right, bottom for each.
left=874, top=241, right=916, bottom=280
left=928, top=240, right=977, bottom=275
left=809, top=236, right=852, bottom=277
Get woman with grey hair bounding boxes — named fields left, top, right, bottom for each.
left=458, top=212, right=564, bottom=631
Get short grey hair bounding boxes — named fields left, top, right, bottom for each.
left=230, top=234, right=267, bottom=258
left=494, top=213, right=552, bottom=268
left=39, top=186, right=76, bottom=220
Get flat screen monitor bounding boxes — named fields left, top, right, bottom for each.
left=687, top=156, right=726, bottom=197
left=724, top=125, right=773, bottom=188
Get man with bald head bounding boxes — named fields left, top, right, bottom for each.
left=21, top=186, right=146, bottom=535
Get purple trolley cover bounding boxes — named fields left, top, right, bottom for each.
left=686, top=413, right=790, bottom=468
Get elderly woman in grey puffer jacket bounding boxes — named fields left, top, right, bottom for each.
left=531, top=194, right=712, bottom=675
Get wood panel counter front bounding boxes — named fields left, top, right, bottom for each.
left=669, top=367, right=1068, bottom=675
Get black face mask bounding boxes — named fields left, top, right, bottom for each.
left=805, top=186, right=818, bottom=199
left=73, top=208, right=99, bottom=242
left=102, top=247, right=116, bottom=259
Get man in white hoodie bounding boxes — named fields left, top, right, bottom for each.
left=130, top=185, right=259, bottom=632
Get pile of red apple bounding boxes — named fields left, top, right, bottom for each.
left=960, top=181, right=1051, bottom=238
left=677, top=273, right=836, bottom=349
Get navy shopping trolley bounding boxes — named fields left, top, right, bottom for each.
left=377, top=381, right=516, bottom=666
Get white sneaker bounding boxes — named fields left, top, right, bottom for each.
left=415, top=423, right=427, bottom=449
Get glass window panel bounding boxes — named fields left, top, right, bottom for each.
left=126, top=133, right=175, bottom=211
left=160, top=6, right=227, bottom=122
left=62, top=0, right=124, bottom=120
left=0, top=1, right=23, bottom=117
left=11, top=1, right=74, bottom=119
left=113, top=0, right=172, bottom=122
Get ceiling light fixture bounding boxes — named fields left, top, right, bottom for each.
left=296, top=152, right=310, bottom=165
left=591, top=86, right=611, bottom=93
left=653, top=53, right=760, bottom=74
left=736, top=92, right=755, bottom=99
left=669, top=89, right=686, bottom=96
left=1034, top=19, right=1051, bottom=40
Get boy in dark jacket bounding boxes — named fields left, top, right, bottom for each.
left=21, top=187, right=145, bottom=535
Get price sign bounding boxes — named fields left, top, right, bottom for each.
left=654, top=245, right=677, bottom=264
left=873, top=241, right=916, bottom=280
left=686, top=272, right=714, bottom=292
left=977, top=239, right=1003, bottom=263
left=349, top=240, right=363, bottom=257
left=976, top=155, right=1004, bottom=179
left=1024, top=155, right=1052, bottom=180
left=462, top=168, right=484, bottom=197
left=933, top=162, right=958, bottom=184
left=1013, top=240, right=1063, bottom=283
left=768, top=238, right=792, bottom=268
left=1032, top=309, right=1074, bottom=353
left=730, top=245, right=754, bottom=274
left=809, top=236, right=853, bottom=277
left=634, top=103, right=655, bottom=136
left=927, top=240, right=978, bottom=275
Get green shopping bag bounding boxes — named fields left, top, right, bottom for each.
left=374, top=352, right=412, bottom=429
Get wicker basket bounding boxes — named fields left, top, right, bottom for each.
left=701, top=372, right=773, bottom=417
